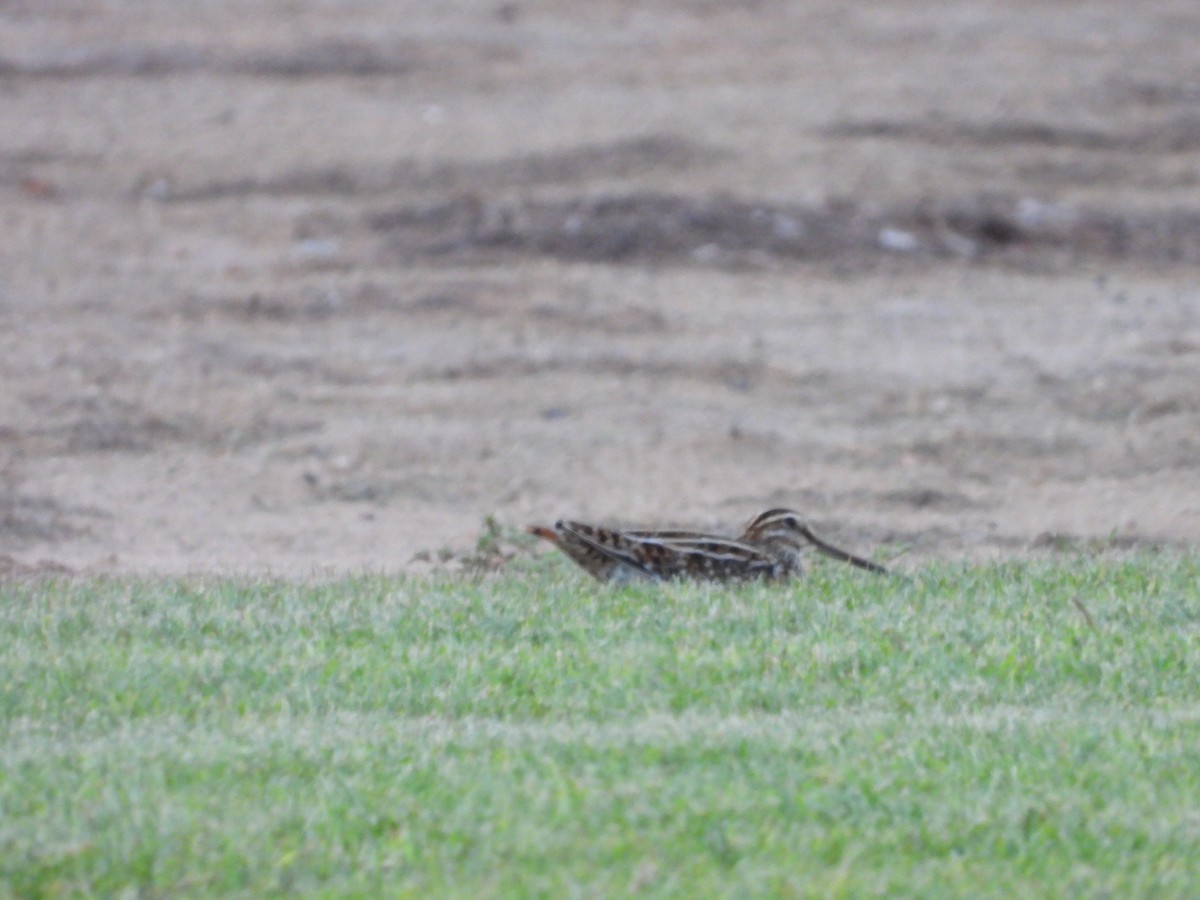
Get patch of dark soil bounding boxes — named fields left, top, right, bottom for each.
left=409, top=352, right=769, bottom=391
left=1028, top=531, right=1184, bottom=554
left=0, top=40, right=420, bottom=79
left=1036, top=366, right=1200, bottom=424
left=302, top=469, right=468, bottom=505
left=1108, top=79, right=1200, bottom=108
left=829, top=115, right=1200, bottom=154
left=0, top=479, right=96, bottom=544
left=872, top=433, right=1091, bottom=480
left=430, top=135, right=723, bottom=190
left=0, top=494, right=81, bottom=542
left=372, top=192, right=866, bottom=264
left=1012, top=157, right=1198, bottom=191
left=878, top=486, right=982, bottom=511
left=864, top=523, right=1005, bottom=554
left=223, top=415, right=325, bottom=453
left=21, top=394, right=322, bottom=455
left=182, top=340, right=367, bottom=387
left=180, top=284, right=402, bottom=323
left=38, top=396, right=191, bottom=455
left=160, top=167, right=364, bottom=201
left=529, top=304, right=669, bottom=335
left=370, top=190, right=1200, bottom=267
left=0, top=554, right=74, bottom=582
left=155, top=135, right=721, bottom=201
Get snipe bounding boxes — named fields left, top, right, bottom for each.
left=528, top=508, right=888, bottom=584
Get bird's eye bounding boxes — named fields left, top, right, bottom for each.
left=784, top=516, right=798, bottom=528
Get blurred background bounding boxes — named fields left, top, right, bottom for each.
left=1, top=1, right=1198, bottom=575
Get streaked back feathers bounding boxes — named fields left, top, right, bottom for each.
left=528, top=508, right=887, bottom=583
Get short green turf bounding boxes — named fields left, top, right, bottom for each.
left=2, top=554, right=1198, bottom=897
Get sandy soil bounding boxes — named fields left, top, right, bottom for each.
left=2, top=1, right=1198, bottom=577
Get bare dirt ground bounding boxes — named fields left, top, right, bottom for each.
left=2, top=1, right=1199, bottom=577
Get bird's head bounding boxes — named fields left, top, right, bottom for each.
left=742, top=508, right=889, bottom=575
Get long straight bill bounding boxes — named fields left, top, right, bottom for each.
left=798, top=526, right=889, bottom=575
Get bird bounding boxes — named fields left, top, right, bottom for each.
left=527, top=508, right=888, bottom=584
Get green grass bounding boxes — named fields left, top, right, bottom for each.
left=2, top=554, right=1199, bottom=897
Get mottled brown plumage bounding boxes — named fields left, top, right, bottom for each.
left=528, top=508, right=887, bottom=584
